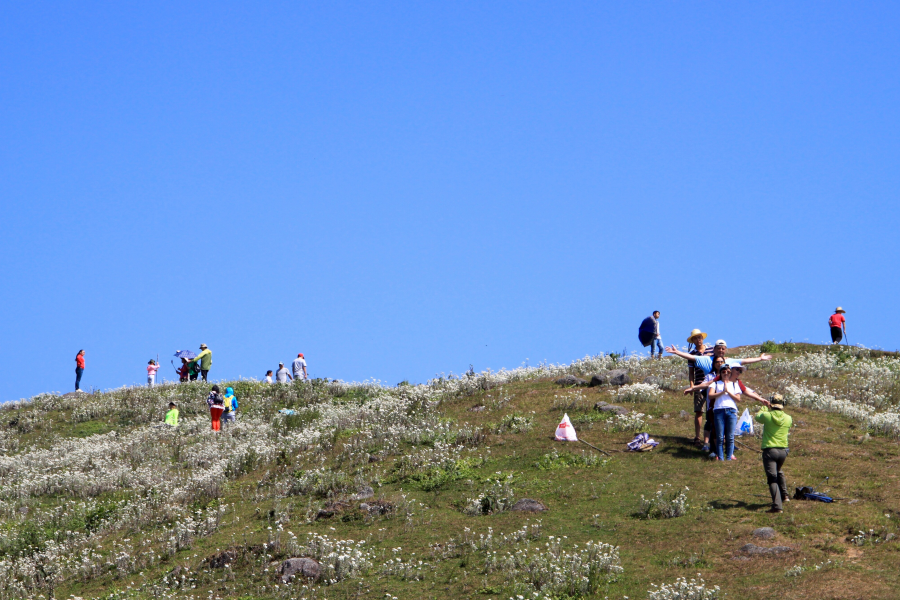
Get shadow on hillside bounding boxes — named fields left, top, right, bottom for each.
left=653, top=435, right=704, bottom=460
left=708, top=499, right=769, bottom=511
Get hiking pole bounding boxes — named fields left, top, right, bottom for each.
left=578, top=438, right=612, bottom=457
left=734, top=439, right=761, bottom=454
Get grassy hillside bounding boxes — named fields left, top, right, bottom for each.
left=1, top=344, right=899, bottom=600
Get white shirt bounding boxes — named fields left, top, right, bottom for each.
left=710, top=380, right=741, bottom=411
left=265, top=375, right=273, bottom=384
left=292, top=357, right=307, bottom=379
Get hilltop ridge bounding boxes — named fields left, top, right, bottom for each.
left=0, top=343, right=898, bottom=600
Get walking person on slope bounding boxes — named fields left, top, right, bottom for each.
left=276, top=363, right=292, bottom=383
left=292, top=353, right=308, bottom=381
left=222, top=387, right=238, bottom=425
left=147, top=360, right=160, bottom=387
left=75, top=350, right=85, bottom=391
left=756, top=394, right=792, bottom=513
left=189, top=344, right=212, bottom=381
left=829, top=307, right=847, bottom=344
left=206, top=385, right=224, bottom=431
left=639, top=312, right=664, bottom=359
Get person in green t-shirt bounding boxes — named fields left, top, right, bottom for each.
left=755, top=394, right=793, bottom=513
left=188, top=344, right=213, bottom=381
left=165, top=402, right=179, bottom=427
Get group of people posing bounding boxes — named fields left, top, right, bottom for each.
left=667, top=329, right=792, bottom=513
left=73, top=344, right=312, bottom=391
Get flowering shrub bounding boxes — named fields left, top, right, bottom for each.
left=639, top=484, right=690, bottom=519
left=605, top=412, right=648, bottom=432
left=494, top=413, right=535, bottom=434
left=463, top=474, right=516, bottom=516
left=785, top=385, right=900, bottom=437
left=301, top=532, right=374, bottom=583
left=610, top=383, right=663, bottom=404
left=647, top=576, right=721, bottom=599
left=552, top=391, right=591, bottom=411
left=380, top=547, right=429, bottom=580
left=489, top=535, right=623, bottom=596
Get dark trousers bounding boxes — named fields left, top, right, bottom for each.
left=75, top=367, right=84, bottom=390
left=201, top=369, right=209, bottom=382
left=831, top=326, right=843, bottom=343
left=762, top=448, right=789, bottom=510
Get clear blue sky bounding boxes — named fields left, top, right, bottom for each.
left=2, top=2, right=898, bottom=401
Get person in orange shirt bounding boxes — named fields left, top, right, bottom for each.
left=829, top=307, right=847, bottom=344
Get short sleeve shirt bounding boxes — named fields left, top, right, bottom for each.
left=710, top=381, right=740, bottom=411
left=292, top=358, right=307, bottom=378
left=830, top=314, right=846, bottom=328
left=693, top=356, right=714, bottom=375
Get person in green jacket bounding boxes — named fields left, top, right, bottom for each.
left=755, top=394, right=792, bottom=513
left=165, top=402, right=179, bottom=427
left=189, top=344, right=213, bottom=381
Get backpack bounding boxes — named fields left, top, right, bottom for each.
left=793, top=486, right=833, bottom=503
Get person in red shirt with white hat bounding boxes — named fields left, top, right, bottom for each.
left=829, top=307, right=847, bottom=344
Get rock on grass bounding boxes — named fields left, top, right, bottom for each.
left=510, top=498, right=547, bottom=512
left=280, top=557, right=322, bottom=583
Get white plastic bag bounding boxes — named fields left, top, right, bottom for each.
left=555, top=413, right=578, bottom=441
left=736, top=408, right=754, bottom=436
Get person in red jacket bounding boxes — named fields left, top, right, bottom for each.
left=75, top=350, right=85, bottom=391
left=829, top=307, right=847, bottom=344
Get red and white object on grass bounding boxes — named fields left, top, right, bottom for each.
left=555, top=413, right=578, bottom=441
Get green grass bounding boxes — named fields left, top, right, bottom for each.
left=3, top=347, right=900, bottom=600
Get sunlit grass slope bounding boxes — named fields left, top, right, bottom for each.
left=1, top=344, right=899, bottom=600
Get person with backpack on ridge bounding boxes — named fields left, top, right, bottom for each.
left=638, top=312, right=663, bottom=359
left=206, top=385, right=224, bottom=431
left=189, top=344, right=212, bottom=381
left=222, top=386, right=238, bottom=425
left=829, top=307, right=847, bottom=344
left=755, top=394, right=792, bottom=513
